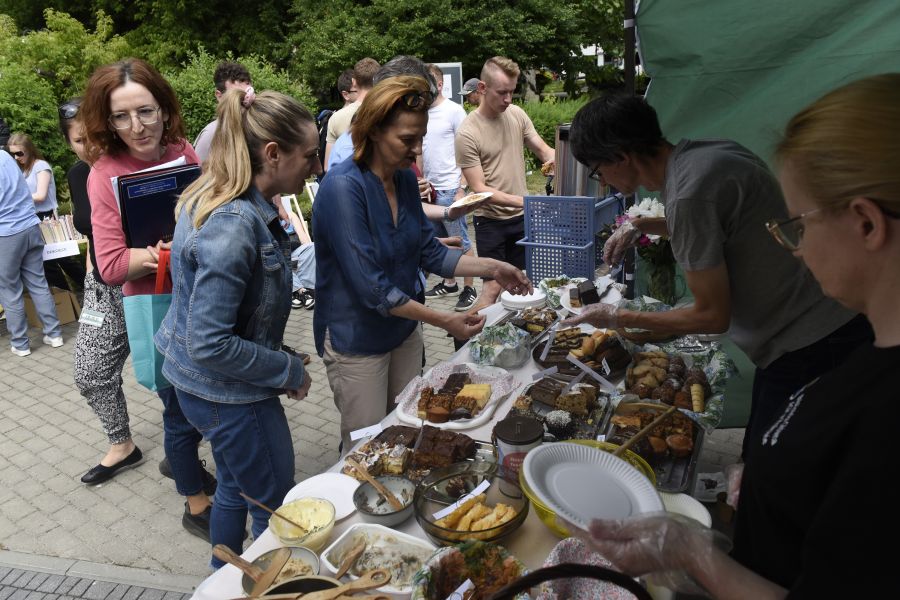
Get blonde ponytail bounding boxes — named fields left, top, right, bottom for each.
left=177, top=88, right=314, bottom=228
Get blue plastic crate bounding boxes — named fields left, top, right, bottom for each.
left=524, top=195, right=623, bottom=247
left=518, top=238, right=596, bottom=281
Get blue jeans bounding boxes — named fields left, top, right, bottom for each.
left=432, top=188, right=471, bottom=252
left=291, top=243, right=316, bottom=291
left=157, top=386, right=205, bottom=495
left=175, top=389, right=296, bottom=568
left=0, top=225, right=62, bottom=350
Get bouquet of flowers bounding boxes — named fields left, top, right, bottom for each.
left=599, top=198, right=678, bottom=305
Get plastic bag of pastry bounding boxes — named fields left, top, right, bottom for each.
left=469, top=323, right=531, bottom=368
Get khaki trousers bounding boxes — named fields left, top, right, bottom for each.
left=323, top=327, right=423, bottom=453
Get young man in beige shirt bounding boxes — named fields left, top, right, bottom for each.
left=455, top=56, right=555, bottom=308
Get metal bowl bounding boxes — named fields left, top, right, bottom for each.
left=353, top=475, right=415, bottom=527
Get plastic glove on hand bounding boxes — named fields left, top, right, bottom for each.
left=561, top=302, right=618, bottom=329
left=603, top=220, right=642, bottom=266
left=560, top=513, right=732, bottom=595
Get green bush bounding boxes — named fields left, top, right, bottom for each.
left=0, top=61, right=71, bottom=200
left=518, top=97, right=588, bottom=171
left=166, top=49, right=318, bottom=142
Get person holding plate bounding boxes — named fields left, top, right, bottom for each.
left=570, top=73, right=899, bottom=600
left=313, top=75, right=532, bottom=453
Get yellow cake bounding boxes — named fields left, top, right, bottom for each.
left=456, top=384, right=492, bottom=411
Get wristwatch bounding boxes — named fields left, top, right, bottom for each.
left=442, top=206, right=452, bottom=222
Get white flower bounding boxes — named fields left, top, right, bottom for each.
left=625, top=198, right=665, bottom=219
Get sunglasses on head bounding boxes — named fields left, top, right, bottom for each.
left=8, top=150, right=24, bottom=158
left=59, top=103, right=80, bottom=119
left=400, top=91, right=434, bottom=109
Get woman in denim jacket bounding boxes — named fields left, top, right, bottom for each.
left=155, top=87, right=318, bottom=566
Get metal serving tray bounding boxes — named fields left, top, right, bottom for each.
left=603, top=402, right=704, bottom=493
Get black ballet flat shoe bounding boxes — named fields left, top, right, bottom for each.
left=80, top=447, right=144, bottom=485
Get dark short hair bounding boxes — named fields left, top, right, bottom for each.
left=569, top=94, right=665, bottom=166
left=337, top=69, right=354, bottom=93
left=353, top=58, right=381, bottom=89
left=213, top=61, right=251, bottom=93
left=374, top=55, right=437, bottom=98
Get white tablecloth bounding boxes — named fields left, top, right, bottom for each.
left=191, top=301, right=673, bottom=599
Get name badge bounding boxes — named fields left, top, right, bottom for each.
left=79, top=308, right=105, bottom=327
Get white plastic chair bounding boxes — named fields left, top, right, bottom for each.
left=305, top=181, right=319, bottom=206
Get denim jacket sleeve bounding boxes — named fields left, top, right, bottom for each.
left=318, top=173, right=412, bottom=317
left=184, top=210, right=304, bottom=390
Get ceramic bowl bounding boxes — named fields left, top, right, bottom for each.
left=267, top=497, right=335, bottom=551
left=241, top=546, right=320, bottom=595
left=262, top=575, right=341, bottom=596
left=353, top=475, right=415, bottom=527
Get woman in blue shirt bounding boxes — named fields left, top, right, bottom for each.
left=154, top=87, right=318, bottom=567
left=314, top=76, right=531, bottom=451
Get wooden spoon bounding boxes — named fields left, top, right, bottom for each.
left=613, top=405, right=678, bottom=457
left=251, top=547, right=291, bottom=597
left=344, top=458, right=404, bottom=511
left=239, top=491, right=310, bottom=534
left=334, top=537, right=367, bottom=579
left=212, top=544, right=264, bottom=582
left=301, top=568, right=392, bottom=600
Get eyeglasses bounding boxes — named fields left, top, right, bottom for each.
left=59, top=103, right=79, bottom=119
left=108, top=106, right=161, bottom=130
left=9, top=150, right=25, bottom=158
left=400, top=91, right=434, bottom=109
left=588, top=164, right=604, bottom=183
left=765, top=208, right=824, bottom=251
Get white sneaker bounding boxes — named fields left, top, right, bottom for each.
left=43, top=335, right=64, bottom=348
left=11, top=346, right=31, bottom=357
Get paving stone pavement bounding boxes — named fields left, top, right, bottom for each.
left=0, top=227, right=744, bottom=593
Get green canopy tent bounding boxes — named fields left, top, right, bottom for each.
left=632, top=0, right=900, bottom=426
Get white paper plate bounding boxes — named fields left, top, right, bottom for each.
left=448, top=191, right=493, bottom=210
left=283, top=472, right=360, bottom=521
left=558, top=276, right=621, bottom=315
left=500, top=288, right=546, bottom=310
left=660, top=492, right=712, bottom=527
left=522, top=442, right=662, bottom=529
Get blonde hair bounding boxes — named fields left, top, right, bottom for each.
left=776, top=73, right=900, bottom=214
left=7, top=132, right=42, bottom=172
left=351, top=76, right=432, bottom=165
left=481, top=56, right=520, bottom=86
left=177, top=89, right=314, bottom=228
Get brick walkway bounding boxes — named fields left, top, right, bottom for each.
left=0, top=230, right=743, bottom=595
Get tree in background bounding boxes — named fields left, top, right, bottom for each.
left=0, top=10, right=131, bottom=188
left=165, top=49, right=317, bottom=141
left=287, top=0, right=625, bottom=105
left=0, top=0, right=295, bottom=68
